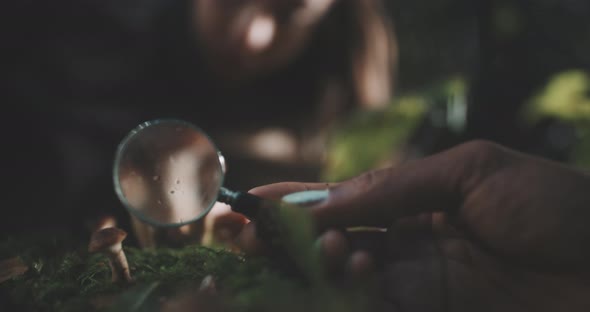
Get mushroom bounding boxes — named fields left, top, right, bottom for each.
left=199, top=275, right=216, bottom=295
left=86, top=215, right=117, bottom=233
left=0, top=257, right=29, bottom=284
left=88, top=227, right=133, bottom=283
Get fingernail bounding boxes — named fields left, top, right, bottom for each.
left=281, top=190, right=329, bottom=207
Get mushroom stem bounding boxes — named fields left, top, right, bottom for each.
left=199, top=275, right=216, bottom=295
left=88, top=227, right=133, bottom=284
left=106, top=244, right=133, bottom=283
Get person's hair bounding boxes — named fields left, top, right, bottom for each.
left=286, top=0, right=397, bottom=161
left=346, top=0, right=397, bottom=109
left=309, top=0, right=397, bottom=110
left=293, top=0, right=396, bottom=135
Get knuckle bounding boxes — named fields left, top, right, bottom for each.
left=453, top=140, right=508, bottom=191
left=458, top=140, right=503, bottom=166
left=353, top=168, right=390, bottom=192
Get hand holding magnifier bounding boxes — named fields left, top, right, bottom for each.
left=113, top=119, right=336, bottom=281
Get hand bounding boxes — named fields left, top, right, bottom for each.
left=236, top=140, right=590, bottom=311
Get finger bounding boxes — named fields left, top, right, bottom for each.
left=394, top=213, right=434, bottom=232
left=249, top=182, right=335, bottom=200
left=235, top=222, right=268, bottom=255
left=310, top=141, right=498, bottom=230
left=202, top=202, right=248, bottom=246
left=211, top=213, right=248, bottom=248
left=347, top=250, right=374, bottom=279
left=236, top=183, right=334, bottom=254
left=311, top=166, right=441, bottom=229
left=318, top=229, right=350, bottom=275
left=208, top=203, right=248, bottom=230
left=392, top=212, right=460, bottom=237
left=342, top=230, right=388, bottom=268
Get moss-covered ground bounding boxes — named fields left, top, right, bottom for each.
left=0, top=204, right=375, bottom=312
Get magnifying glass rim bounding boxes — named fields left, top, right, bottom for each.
left=113, top=118, right=225, bottom=228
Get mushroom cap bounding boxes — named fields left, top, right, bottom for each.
left=86, top=215, right=117, bottom=233
left=88, top=227, right=128, bottom=253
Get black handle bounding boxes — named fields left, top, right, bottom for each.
left=220, top=190, right=312, bottom=280
left=218, top=189, right=280, bottom=242
left=228, top=191, right=265, bottom=221
left=228, top=192, right=282, bottom=244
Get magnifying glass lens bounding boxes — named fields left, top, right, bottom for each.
left=114, top=120, right=224, bottom=227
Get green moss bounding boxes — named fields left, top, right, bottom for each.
left=1, top=236, right=248, bottom=311
left=1, top=204, right=375, bottom=311
left=522, top=70, right=590, bottom=168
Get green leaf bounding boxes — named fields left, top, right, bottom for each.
left=275, top=202, right=324, bottom=286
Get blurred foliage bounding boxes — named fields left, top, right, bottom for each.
left=323, top=77, right=468, bottom=181
left=525, top=71, right=590, bottom=122
left=275, top=202, right=323, bottom=285
left=524, top=70, right=590, bottom=167
left=322, top=97, right=426, bottom=181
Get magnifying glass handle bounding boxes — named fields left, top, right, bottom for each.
left=218, top=188, right=290, bottom=254
left=218, top=188, right=283, bottom=242
left=218, top=187, right=265, bottom=220
left=218, top=187, right=322, bottom=280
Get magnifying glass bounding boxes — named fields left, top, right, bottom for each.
left=113, top=119, right=271, bottom=227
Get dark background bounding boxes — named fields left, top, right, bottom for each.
left=2, top=0, right=589, bottom=236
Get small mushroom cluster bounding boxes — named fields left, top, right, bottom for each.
left=88, top=224, right=133, bottom=283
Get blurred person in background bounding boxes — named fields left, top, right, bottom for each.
left=0, top=0, right=396, bottom=246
